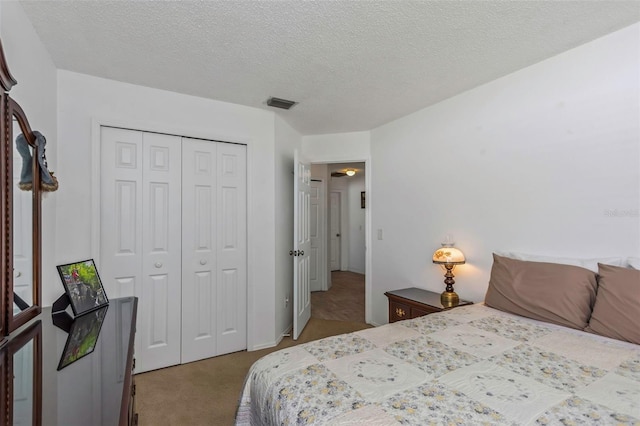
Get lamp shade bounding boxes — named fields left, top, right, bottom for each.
left=432, top=246, right=465, bottom=265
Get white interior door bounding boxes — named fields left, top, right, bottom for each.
left=141, top=132, right=182, bottom=372
left=309, top=179, right=323, bottom=292
left=293, top=150, right=311, bottom=340
left=329, top=191, right=341, bottom=271
left=100, top=127, right=182, bottom=373
left=182, top=139, right=247, bottom=363
left=181, top=138, right=217, bottom=363
left=215, top=142, right=247, bottom=354
left=101, top=127, right=246, bottom=370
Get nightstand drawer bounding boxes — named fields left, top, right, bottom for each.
left=389, top=300, right=411, bottom=322
left=411, top=305, right=440, bottom=318
left=385, top=288, right=472, bottom=323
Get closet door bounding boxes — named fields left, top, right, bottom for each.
left=181, top=139, right=246, bottom=363
left=100, top=127, right=182, bottom=373
left=181, top=139, right=217, bottom=363
left=215, top=142, right=247, bottom=355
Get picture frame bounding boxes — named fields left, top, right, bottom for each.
left=361, top=191, right=366, bottom=209
left=56, top=259, right=109, bottom=316
left=57, top=305, right=108, bottom=370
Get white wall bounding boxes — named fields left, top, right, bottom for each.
left=0, top=1, right=58, bottom=310
left=274, top=115, right=301, bottom=339
left=56, top=70, right=278, bottom=350
left=302, top=131, right=370, bottom=162
left=370, top=23, right=640, bottom=326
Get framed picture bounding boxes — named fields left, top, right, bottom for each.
left=56, top=259, right=109, bottom=316
left=361, top=191, right=366, bottom=209
left=57, top=305, right=108, bottom=370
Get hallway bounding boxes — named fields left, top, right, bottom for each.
left=311, top=271, right=365, bottom=323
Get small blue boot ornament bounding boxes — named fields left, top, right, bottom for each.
left=15, top=131, right=58, bottom=192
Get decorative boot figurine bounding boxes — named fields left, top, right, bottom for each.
left=15, top=132, right=33, bottom=191
left=34, top=131, right=58, bottom=192
left=15, top=131, right=59, bottom=192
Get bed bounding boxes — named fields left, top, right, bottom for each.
left=236, top=254, right=640, bottom=425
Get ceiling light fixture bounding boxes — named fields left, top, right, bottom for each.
left=266, top=97, right=297, bottom=110
left=345, top=169, right=356, bottom=177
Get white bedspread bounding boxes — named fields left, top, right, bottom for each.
left=236, top=304, right=640, bottom=425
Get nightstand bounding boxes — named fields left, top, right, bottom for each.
left=384, top=287, right=473, bottom=323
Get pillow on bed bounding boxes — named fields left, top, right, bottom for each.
left=496, top=251, right=623, bottom=273
left=585, top=263, right=640, bottom=344
left=485, top=253, right=597, bottom=330
left=627, top=257, right=640, bottom=270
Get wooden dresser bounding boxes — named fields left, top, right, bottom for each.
left=1, top=297, right=138, bottom=425
left=385, top=288, right=472, bottom=323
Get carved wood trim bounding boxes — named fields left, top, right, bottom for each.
left=0, top=41, right=17, bottom=93
left=0, top=36, right=43, bottom=335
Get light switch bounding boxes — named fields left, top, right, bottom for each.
left=377, top=229, right=383, bottom=240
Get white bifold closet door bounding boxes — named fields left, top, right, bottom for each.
left=181, top=138, right=247, bottom=364
left=100, top=127, right=246, bottom=373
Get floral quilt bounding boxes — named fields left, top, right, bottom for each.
left=235, top=304, right=640, bottom=425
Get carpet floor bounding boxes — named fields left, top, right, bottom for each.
left=135, top=317, right=371, bottom=425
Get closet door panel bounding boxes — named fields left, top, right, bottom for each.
left=181, top=138, right=218, bottom=363
left=140, top=132, right=182, bottom=372
left=100, top=127, right=143, bottom=300
left=216, top=143, right=247, bottom=354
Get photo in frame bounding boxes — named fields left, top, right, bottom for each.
left=56, top=259, right=108, bottom=316
left=57, top=305, right=108, bottom=370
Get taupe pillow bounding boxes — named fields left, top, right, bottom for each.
left=585, top=264, right=640, bottom=344
left=485, top=253, right=597, bottom=330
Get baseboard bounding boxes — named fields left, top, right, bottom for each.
left=249, top=340, right=278, bottom=351
left=250, top=324, right=292, bottom=351
left=347, top=267, right=365, bottom=275
left=277, top=324, right=293, bottom=344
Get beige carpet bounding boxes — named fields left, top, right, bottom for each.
left=135, top=317, right=372, bottom=425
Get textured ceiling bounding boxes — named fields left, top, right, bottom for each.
left=19, top=1, right=640, bottom=135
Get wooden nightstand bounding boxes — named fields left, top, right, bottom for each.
left=384, top=287, right=473, bottom=323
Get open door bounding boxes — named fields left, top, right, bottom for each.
left=293, top=150, right=311, bottom=340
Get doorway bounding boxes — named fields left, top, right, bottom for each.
left=309, top=162, right=366, bottom=323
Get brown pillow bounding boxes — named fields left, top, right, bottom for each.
left=485, top=253, right=597, bottom=330
left=585, top=264, right=640, bottom=344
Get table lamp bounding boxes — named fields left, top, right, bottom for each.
left=432, top=243, right=465, bottom=307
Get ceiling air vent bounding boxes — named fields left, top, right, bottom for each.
left=267, top=97, right=297, bottom=110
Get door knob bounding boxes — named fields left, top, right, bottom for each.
left=200, top=259, right=207, bottom=265
left=336, top=233, right=340, bottom=237
left=154, top=262, right=162, bottom=268
left=289, top=250, right=294, bottom=256
left=299, top=250, right=304, bottom=256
